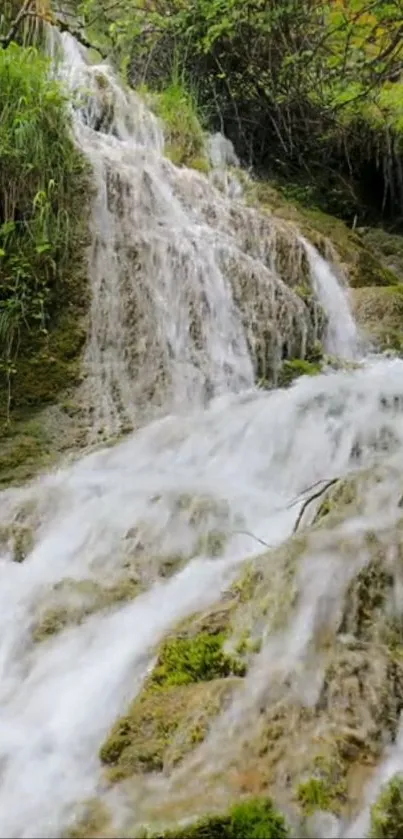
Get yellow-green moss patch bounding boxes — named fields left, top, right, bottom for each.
left=149, top=631, right=246, bottom=689
left=99, top=677, right=241, bottom=782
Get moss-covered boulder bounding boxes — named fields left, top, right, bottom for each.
left=146, top=797, right=290, bottom=838
left=99, top=617, right=246, bottom=782
left=351, top=285, right=403, bottom=352
left=99, top=677, right=241, bottom=782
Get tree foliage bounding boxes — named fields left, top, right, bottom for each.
left=71, top=0, right=403, bottom=221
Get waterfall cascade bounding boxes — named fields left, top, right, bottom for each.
left=0, top=29, right=402, bottom=839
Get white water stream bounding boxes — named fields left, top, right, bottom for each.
left=0, top=29, right=402, bottom=839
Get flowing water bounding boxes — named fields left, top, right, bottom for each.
left=0, top=29, right=402, bottom=839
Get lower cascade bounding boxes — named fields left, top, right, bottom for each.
left=2, top=26, right=403, bottom=839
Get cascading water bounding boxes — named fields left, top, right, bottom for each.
left=0, top=28, right=402, bottom=839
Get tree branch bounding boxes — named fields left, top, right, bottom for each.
left=0, top=0, right=33, bottom=49
left=53, top=17, right=109, bottom=59
left=293, top=477, right=339, bottom=533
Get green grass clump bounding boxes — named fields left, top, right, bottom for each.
left=370, top=775, right=403, bottom=838
left=147, top=78, right=208, bottom=170
left=150, top=632, right=245, bottom=688
left=297, top=778, right=335, bottom=816
left=149, top=797, right=289, bottom=838
left=277, top=358, right=321, bottom=388
left=0, top=42, right=90, bottom=422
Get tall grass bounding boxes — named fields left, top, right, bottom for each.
left=141, top=64, right=209, bottom=170
left=0, top=42, right=89, bottom=414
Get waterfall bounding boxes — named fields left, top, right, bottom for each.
left=301, top=237, right=360, bottom=360
left=0, top=29, right=402, bottom=839
left=46, top=30, right=350, bottom=437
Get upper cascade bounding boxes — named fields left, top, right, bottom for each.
left=46, top=27, right=359, bottom=440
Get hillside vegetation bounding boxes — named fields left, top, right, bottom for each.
left=72, top=0, right=403, bottom=224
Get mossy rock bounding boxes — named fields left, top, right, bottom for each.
left=99, top=613, right=246, bottom=783
left=339, top=557, right=394, bottom=642
left=33, top=576, right=142, bottom=642
left=351, top=285, right=403, bottom=352
left=0, top=520, right=35, bottom=563
left=0, top=413, right=55, bottom=488
left=313, top=476, right=360, bottom=526
left=99, top=677, right=241, bottom=782
left=241, top=177, right=400, bottom=290
left=64, top=800, right=112, bottom=839
left=145, top=797, right=290, bottom=838
left=370, top=774, right=403, bottom=838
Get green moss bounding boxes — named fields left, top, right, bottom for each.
left=370, top=775, right=403, bottom=838
left=146, top=798, right=289, bottom=839
left=277, top=358, right=321, bottom=388
left=149, top=632, right=245, bottom=689
left=99, top=677, right=240, bottom=781
left=0, top=413, right=55, bottom=488
left=99, top=614, right=245, bottom=782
